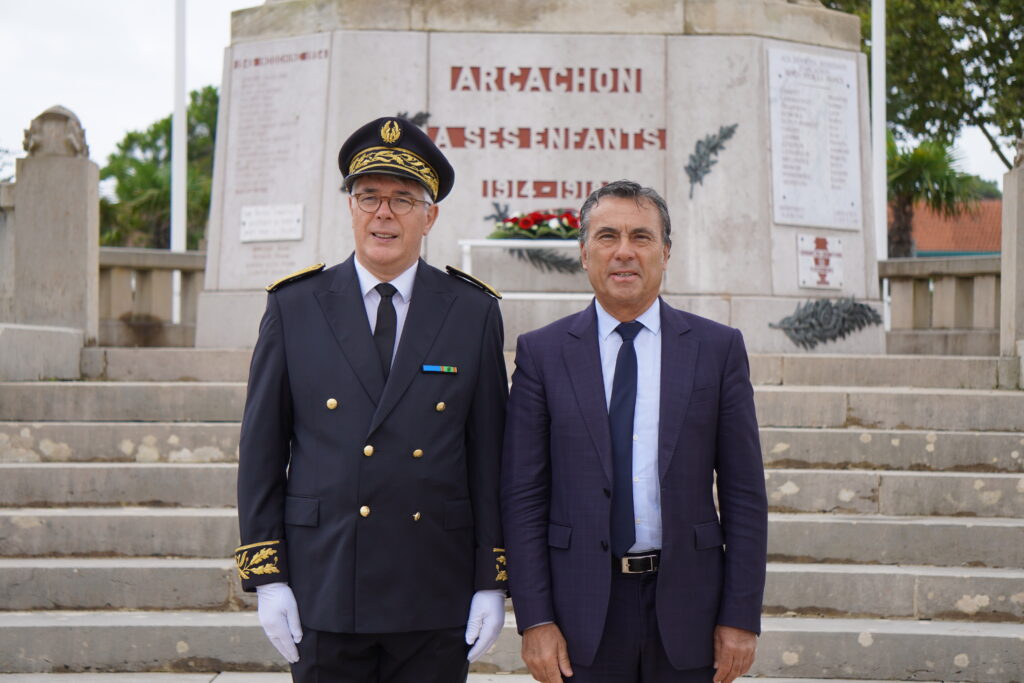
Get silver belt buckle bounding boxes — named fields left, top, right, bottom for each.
left=620, top=553, right=658, bottom=573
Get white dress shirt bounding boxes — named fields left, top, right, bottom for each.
left=353, top=258, right=418, bottom=363
left=594, top=298, right=662, bottom=553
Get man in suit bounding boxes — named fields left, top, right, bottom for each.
left=235, top=117, right=508, bottom=683
left=501, top=180, right=767, bottom=683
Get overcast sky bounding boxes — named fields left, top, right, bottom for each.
left=0, top=0, right=1015, bottom=188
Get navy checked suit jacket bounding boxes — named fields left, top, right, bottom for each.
left=501, top=299, right=767, bottom=669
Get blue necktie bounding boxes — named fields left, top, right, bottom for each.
left=610, top=320, right=643, bottom=557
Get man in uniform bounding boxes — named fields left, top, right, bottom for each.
left=235, top=117, right=508, bottom=682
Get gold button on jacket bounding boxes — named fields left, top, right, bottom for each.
left=360, top=505, right=370, bottom=517
left=363, top=445, right=374, bottom=456
left=412, top=449, right=424, bottom=458
left=435, top=401, right=446, bottom=412
left=326, top=398, right=338, bottom=410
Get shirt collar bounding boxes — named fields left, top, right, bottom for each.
left=594, top=297, right=662, bottom=341
left=354, top=257, right=418, bottom=303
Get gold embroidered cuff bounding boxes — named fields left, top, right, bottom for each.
left=234, top=539, right=289, bottom=591
left=475, top=546, right=508, bottom=589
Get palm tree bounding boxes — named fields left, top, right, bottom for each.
left=887, top=134, right=975, bottom=257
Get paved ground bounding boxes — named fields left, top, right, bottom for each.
left=0, top=677, right=941, bottom=683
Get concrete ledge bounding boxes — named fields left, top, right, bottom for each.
left=0, top=422, right=240, bottom=463
left=685, top=0, right=861, bottom=50
left=0, top=508, right=238, bottom=558
left=195, top=291, right=266, bottom=348
left=0, top=324, right=82, bottom=381
left=0, top=558, right=253, bottom=611
left=0, top=383, right=246, bottom=422
left=0, top=612, right=1018, bottom=680
left=768, top=513, right=1024, bottom=568
left=0, top=464, right=239, bottom=507
left=761, top=427, right=1024, bottom=472
left=887, top=329, right=999, bottom=356
left=765, top=469, right=1024, bottom=518
left=81, top=348, right=253, bottom=382
left=232, top=0, right=687, bottom=42
left=765, top=563, right=1024, bottom=622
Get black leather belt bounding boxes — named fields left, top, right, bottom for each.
left=615, top=551, right=660, bottom=574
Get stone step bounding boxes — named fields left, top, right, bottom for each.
left=0, top=508, right=239, bottom=558
left=0, top=678, right=942, bottom=683
left=755, top=385, right=1024, bottom=431
left=4, top=463, right=1021, bottom=518
left=4, top=558, right=1021, bottom=623
left=750, top=353, right=1020, bottom=390
left=767, top=513, right=1024, bottom=568
left=3, top=508, right=1022, bottom=568
left=764, top=563, right=1024, bottom=622
left=82, top=348, right=1021, bottom=391
left=0, top=464, right=238, bottom=507
left=0, top=612, right=1020, bottom=681
left=81, top=348, right=253, bottom=383
left=0, top=422, right=240, bottom=463
left=4, top=421, right=1022, bottom=473
left=764, top=469, right=1024, bottom=517
left=761, top=426, right=1024, bottom=472
left=5, top=382, right=1024, bottom=431
left=0, top=383, right=245, bottom=422
left=0, top=558, right=255, bottom=611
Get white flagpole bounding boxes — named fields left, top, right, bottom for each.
left=871, top=0, right=886, bottom=262
left=171, top=0, right=187, bottom=323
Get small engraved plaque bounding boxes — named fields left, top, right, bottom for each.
left=797, top=234, right=843, bottom=289
left=239, top=204, right=304, bottom=243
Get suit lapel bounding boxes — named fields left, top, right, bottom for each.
left=563, top=302, right=613, bottom=483
left=368, top=262, right=454, bottom=435
left=658, top=300, right=697, bottom=480
left=313, top=256, right=385, bottom=404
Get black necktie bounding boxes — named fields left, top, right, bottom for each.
left=374, top=283, right=397, bottom=379
left=609, top=320, right=643, bottom=557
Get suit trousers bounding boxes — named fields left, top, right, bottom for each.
left=290, top=625, right=469, bottom=683
left=568, top=571, right=715, bottom=683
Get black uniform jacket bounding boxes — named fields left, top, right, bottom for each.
left=235, top=255, right=508, bottom=634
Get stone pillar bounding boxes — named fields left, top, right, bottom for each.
left=0, top=106, right=98, bottom=380
left=1000, top=148, right=1024, bottom=357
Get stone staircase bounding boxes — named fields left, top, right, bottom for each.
left=1, top=349, right=1022, bottom=681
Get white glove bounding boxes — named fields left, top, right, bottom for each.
left=256, top=582, right=303, bottom=663
left=465, top=589, right=506, bottom=662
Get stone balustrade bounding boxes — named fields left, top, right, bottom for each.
left=879, top=256, right=1001, bottom=356
left=99, top=248, right=205, bottom=347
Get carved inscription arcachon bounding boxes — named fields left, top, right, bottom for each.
left=435, top=64, right=660, bottom=201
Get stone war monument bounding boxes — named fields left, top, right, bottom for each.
left=197, top=0, right=882, bottom=353
left=0, top=106, right=98, bottom=380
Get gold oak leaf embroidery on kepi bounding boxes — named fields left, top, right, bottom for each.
left=236, top=546, right=281, bottom=580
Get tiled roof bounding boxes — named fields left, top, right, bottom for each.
left=910, top=198, right=1002, bottom=254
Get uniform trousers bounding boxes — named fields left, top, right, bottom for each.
left=568, top=570, right=716, bottom=683
left=290, top=625, right=469, bottom=683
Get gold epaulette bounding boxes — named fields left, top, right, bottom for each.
left=234, top=540, right=282, bottom=580
left=445, top=265, right=502, bottom=299
left=266, top=263, right=325, bottom=292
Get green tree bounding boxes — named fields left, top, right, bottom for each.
left=824, top=0, right=1023, bottom=169
left=101, top=86, right=217, bottom=249
left=887, top=134, right=975, bottom=257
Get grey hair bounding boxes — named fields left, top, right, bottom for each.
left=577, top=180, right=671, bottom=248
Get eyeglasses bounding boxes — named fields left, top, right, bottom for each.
left=353, top=193, right=431, bottom=216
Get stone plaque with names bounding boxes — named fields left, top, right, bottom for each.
left=769, top=47, right=862, bottom=231
left=217, top=34, right=331, bottom=289
left=797, top=234, right=844, bottom=289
